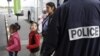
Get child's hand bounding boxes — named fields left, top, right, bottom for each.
left=6, top=47, right=10, bottom=51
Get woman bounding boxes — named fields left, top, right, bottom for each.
left=41, top=2, right=56, bottom=54
left=42, top=2, right=56, bottom=37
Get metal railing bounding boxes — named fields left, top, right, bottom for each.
left=4, top=15, right=10, bottom=43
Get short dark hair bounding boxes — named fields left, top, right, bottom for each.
left=46, top=2, right=56, bottom=12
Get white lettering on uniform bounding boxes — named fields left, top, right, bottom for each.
left=68, top=26, right=99, bottom=41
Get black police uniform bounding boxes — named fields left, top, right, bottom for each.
left=41, top=0, right=100, bottom=56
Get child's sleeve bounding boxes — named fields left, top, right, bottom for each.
left=28, top=34, right=40, bottom=49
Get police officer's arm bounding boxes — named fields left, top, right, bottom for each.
left=41, top=7, right=61, bottom=56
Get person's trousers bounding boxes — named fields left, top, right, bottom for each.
left=30, top=51, right=39, bottom=56
left=9, top=51, right=18, bottom=56
left=40, top=36, right=47, bottom=54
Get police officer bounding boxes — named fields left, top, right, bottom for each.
left=40, top=0, right=100, bottom=56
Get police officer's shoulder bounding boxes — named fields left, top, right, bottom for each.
left=53, top=1, right=69, bottom=17
left=58, top=1, right=69, bottom=10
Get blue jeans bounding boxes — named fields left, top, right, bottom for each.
left=9, top=51, right=18, bottom=56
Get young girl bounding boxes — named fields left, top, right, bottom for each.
left=27, top=21, right=41, bottom=56
left=6, top=23, right=21, bottom=56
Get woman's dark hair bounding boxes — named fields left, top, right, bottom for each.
left=46, top=2, right=56, bottom=12
left=10, top=23, right=20, bottom=32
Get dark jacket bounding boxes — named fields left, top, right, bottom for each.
left=27, top=31, right=40, bottom=53
left=41, top=0, right=100, bottom=56
left=64, top=0, right=68, bottom=3
left=41, top=15, right=53, bottom=54
left=42, top=15, right=53, bottom=37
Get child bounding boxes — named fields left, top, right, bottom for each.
left=27, top=21, right=41, bottom=56
left=6, top=23, right=21, bottom=56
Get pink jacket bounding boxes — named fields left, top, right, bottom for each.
left=6, top=32, right=21, bottom=52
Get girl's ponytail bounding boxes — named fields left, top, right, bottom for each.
left=15, top=23, right=21, bottom=30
